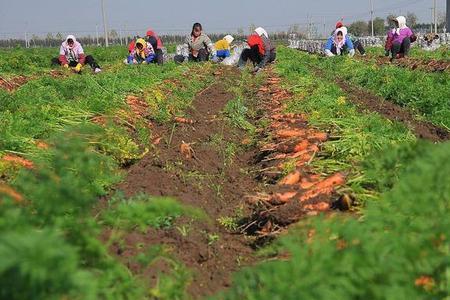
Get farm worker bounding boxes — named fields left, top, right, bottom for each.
left=145, top=29, right=164, bottom=65
left=324, top=27, right=355, bottom=57
left=174, top=23, right=216, bottom=63
left=51, top=35, right=101, bottom=73
left=128, top=30, right=164, bottom=65
left=126, top=38, right=156, bottom=64
left=335, top=22, right=366, bottom=56
left=238, top=27, right=276, bottom=72
left=385, top=16, right=416, bottom=61
left=212, top=35, right=234, bottom=61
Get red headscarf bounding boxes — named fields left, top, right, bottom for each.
left=146, top=29, right=163, bottom=49
left=247, top=34, right=265, bottom=56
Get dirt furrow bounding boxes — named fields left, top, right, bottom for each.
left=105, top=68, right=261, bottom=299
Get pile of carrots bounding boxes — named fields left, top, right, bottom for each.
left=125, top=95, right=151, bottom=120
left=1, top=154, right=34, bottom=170
left=253, top=74, right=346, bottom=215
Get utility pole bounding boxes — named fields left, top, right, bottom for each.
left=370, top=0, right=374, bottom=37
left=96, top=24, right=99, bottom=46
left=434, top=0, right=437, bottom=33
left=430, top=7, right=434, bottom=33
left=447, top=0, right=450, bottom=33
left=24, top=31, right=28, bottom=48
left=101, top=0, right=109, bottom=47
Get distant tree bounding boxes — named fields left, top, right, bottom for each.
left=109, top=30, right=118, bottom=40
left=386, top=14, right=396, bottom=27
left=288, top=24, right=300, bottom=34
left=349, top=20, right=369, bottom=36
left=372, top=17, right=385, bottom=35
left=406, top=12, right=418, bottom=28
left=56, top=32, right=63, bottom=41
left=237, top=27, right=244, bottom=36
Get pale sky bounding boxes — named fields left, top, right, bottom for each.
left=0, top=0, right=446, bottom=38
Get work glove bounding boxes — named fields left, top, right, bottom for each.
left=74, top=63, right=83, bottom=73
left=63, top=64, right=69, bottom=69
left=253, top=66, right=262, bottom=74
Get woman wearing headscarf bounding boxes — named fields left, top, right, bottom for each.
left=128, top=29, right=164, bottom=65
left=238, top=27, right=276, bottom=72
left=385, top=16, right=416, bottom=60
left=51, top=35, right=101, bottom=73
left=174, top=23, right=216, bottom=63
left=213, top=35, right=235, bottom=60
left=335, top=22, right=366, bottom=55
left=324, top=27, right=355, bottom=57
left=126, top=38, right=156, bottom=64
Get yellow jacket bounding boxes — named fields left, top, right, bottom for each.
left=215, top=39, right=230, bottom=51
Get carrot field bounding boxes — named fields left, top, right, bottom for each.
left=0, top=45, right=449, bottom=300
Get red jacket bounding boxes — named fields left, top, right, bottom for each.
left=247, top=34, right=265, bottom=56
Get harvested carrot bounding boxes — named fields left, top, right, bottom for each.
left=278, top=171, right=301, bottom=185
left=174, top=117, right=195, bottom=124
left=2, top=155, right=34, bottom=169
left=180, top=141, right=195, bottom=159
left=303, top=202, right=331, bottom=212
left=0, top=184, right=24, bottom=203
left=293, top=140, right=309, bottom=152
left=295, top=153, right=313, bottom=167
left=35, top=140, right=49, bottom=150
left=307, top=132, right=328, bottom=142
left=153, top=137, right=162, bottom=145
left=299, top=187, right=334, bottom=202
left=276, top=129, right=308, bottom=138
left=274, top=191, right=298, bottom=203
left=310, top=173, right=345, bottom=191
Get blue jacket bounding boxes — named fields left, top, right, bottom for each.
left=324, top=36, right=354, bottom=52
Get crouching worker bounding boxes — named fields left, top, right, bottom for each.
left=126, top=38, right=156, bottom=65
left=145, top=29, right=164, bottom=65
left=385, top=16, right=416, bottom=61
left=212, top=35, right=234, bottom=62
left=174, top=23, right=216, bottom=63
left=51, top=35, right=101, bottom=73
left=335, top=21, right=366, bottom=55
left=324, top=27, right=355, bottom=57
left=238, top=27, right=276, bottom=73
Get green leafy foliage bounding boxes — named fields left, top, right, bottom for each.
left=275, top=47, right=414, bottom=200
left=306, top=51, right=450, bottom=128
left=102, top=193, right=204, bottom=232
left=215, top=141, right=450, bottom=300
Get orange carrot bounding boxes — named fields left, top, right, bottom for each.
left=307, top=132, right=328, bottom=142
left=2, top=155, right=34, bottom=169
left=299, top=187, right=334, bottom=202
left=174, top=117, right=195, bottom=124
left=278, top=171, right=301, bottom=185
left=303, top=202, right=331, bottom=212
left=277, top=129, right=308, bottom=138
left=0, top=184, right=24, bottom=203
left=310, top=173, right=346, bottom=191
left=274, top=191, right=298, bottom=203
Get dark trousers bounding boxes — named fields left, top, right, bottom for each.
left=238, top=46, right=276, bottom=68
left=174, top=48, right=209, bottom=63
left=147, top=37, right=164, bottom=65
left=330, top=45, right=348, bottom=56
left=392, top=37, right=411, bottom=59
left=353, top=40, right=366, bottom=55
left=51, top=55, right=100, bottom=70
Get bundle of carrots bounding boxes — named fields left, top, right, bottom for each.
left=0, top=184, right=24, bottom=203
left=1, top=154, right=34, bottom=170
left=125, top=95, right=150, bottom=119
left=252, top=74, right=346, bottom=216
